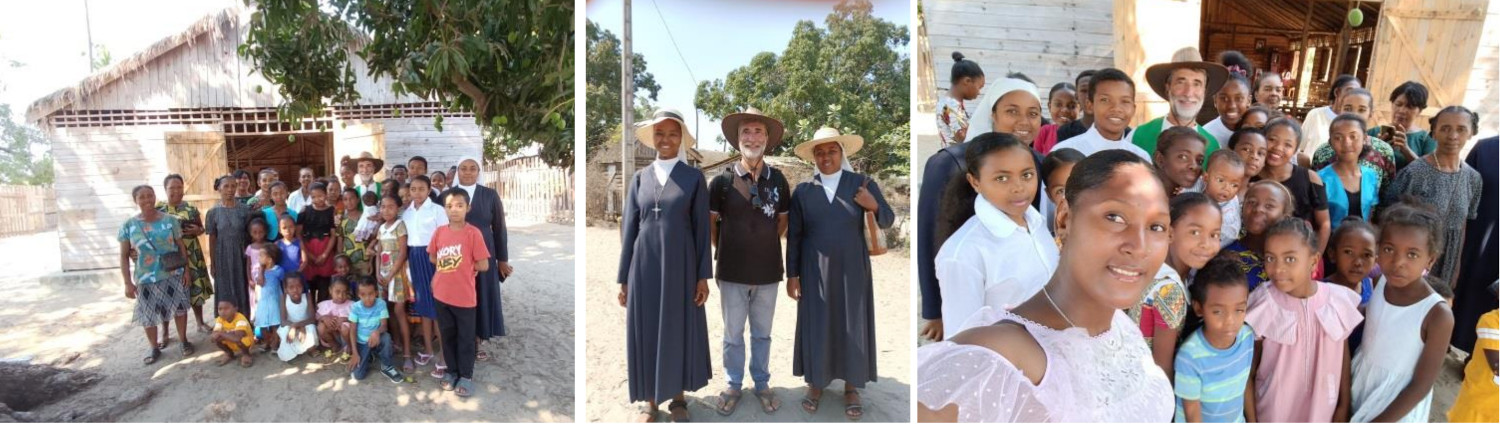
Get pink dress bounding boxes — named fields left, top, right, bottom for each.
left=917, top=307, right=1174, bottom=422
left=1245, top=281, right=1363, bottom=422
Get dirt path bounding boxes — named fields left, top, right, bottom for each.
left=0, top=222, right=575, bottom=422
left=584, top=226, right=912, bottom=422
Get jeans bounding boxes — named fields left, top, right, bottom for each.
left=719, top=280, right=778, bottom=391
left=437, top=300, right=477, bottom=380
left=352, top=333, right=395, bottom=380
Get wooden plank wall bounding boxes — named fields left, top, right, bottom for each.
left=0, top=185, right=55, bottom=237
left=924, top=0, right=1115, bottom=116
left=1367, top=0, right=1490, bottom=139
left=378, top=117, right=485, bottom=174
left=1464, top=0, right=1500, bottom=142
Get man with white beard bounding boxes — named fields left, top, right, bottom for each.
left=707, top=107, right=792, bottom=416
left=1131, top=47, right=1229, bottom=156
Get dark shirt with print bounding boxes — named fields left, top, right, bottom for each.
left=709, top=162, right=792, bottom=285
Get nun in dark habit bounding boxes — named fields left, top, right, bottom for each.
left=786, top=127, right=894, bottom=421
left=617, top=108, right=713, bottom=423
left=450, top=156, right=512, bottom=358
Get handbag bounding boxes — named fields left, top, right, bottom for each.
left=145, top=233, right=187, bottom=272
left=860, top=177, right=888, bottom=256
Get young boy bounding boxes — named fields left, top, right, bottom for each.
left=427, top=188, right=492, bottom=397
left=1051, top=67, right=1152, bottom=161
left=1154, top=127, right=1209, bottom=195
left=346, top=277, right=404, bottom=383
left=1186, top=150, right=1247, bottom=247
left=211, top=300, right=256, bottom=367
left=1175, top=257, right=1256, bottom=423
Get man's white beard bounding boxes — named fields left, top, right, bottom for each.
left=742, top=145, right=765, bottom=160
left=1172, top=98, right=1203, bottom=122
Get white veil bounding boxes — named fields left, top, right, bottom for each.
left=963, top=78, right=1041, bottom=142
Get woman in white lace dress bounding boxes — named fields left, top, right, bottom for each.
left=917, top=150, right=1176, bottom=422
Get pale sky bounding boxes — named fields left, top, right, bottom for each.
left=587, top=0, right=910, bottom=151
left=0, top=0, right=237, bottom=122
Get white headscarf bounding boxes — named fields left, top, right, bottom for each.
left=964, top=78, right=1041, bottom=142
left=455, top=156, right=482, bottom=200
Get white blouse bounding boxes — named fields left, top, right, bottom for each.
left=917, top=307, right=1175, bottom=422
left=401, top=198, right=448, bottom=247
left=935, top=197, right=1058, bottom=337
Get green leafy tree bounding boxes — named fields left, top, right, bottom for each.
left=696, top=0, right=909, bottom=176
left=82, top=44, right=112, bottom=71
left=586, top=20, right=661, bottom=155
left=0, top=104, right=55, bottom=185
left=239, top=0, right=574, bottom=166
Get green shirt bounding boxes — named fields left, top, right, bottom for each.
left=1131, top=116, right=1222, bottom=159
left=1367, top=127, right=1434, bottom=169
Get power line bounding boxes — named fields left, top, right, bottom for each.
left=649, top=0, right=697, bottom=86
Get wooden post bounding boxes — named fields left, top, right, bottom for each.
left=621, top=0, right=634, bottom=215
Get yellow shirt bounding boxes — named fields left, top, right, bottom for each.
left=214, top=313, right=256, bottom=347
left=1449, top=310, right=1498, bottom=423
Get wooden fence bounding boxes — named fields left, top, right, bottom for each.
left=0, top=185, right=56, bottom=237
left=484, top=156, right=574, bottom=225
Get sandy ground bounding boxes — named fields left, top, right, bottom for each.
left=584, top=227, right=912, bottom=422
left=0, top=222, right=575, bottom=422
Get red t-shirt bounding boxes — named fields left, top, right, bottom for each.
left=426, top=223, right=491, bottom=307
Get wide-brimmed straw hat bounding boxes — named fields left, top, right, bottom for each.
left=793, top=127, right=864, bottom=164
left=721, top=107, right=785, bottom=151
left=340, top=151, right=385, bottom=171
left=633, top=108, right=696, bottom=150
left=1145, top=47, right=1229, bottom=100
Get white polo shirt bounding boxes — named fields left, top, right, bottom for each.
left=402, top=198, right=449, bottom=247
left=1051, top=124, right=1153, bottom=163
left=935, top=196, right=1059, bottom=336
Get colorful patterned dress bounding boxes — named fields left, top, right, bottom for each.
left=157, top=201, right=212, bottom=306
left=338, top=211, right=371, bottom=277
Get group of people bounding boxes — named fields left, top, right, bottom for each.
left=116, top=153, right=512, bottom=398
left=616, top=108, right=894, bottom=422
left=919, top=47, right=1497, bottom=422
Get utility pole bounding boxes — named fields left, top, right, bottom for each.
left=84, top=0, right=95, bottom=72
left=621, top=0, right=634, bottom=208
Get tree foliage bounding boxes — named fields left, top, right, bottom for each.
left=0, top=104, right=55, bottom=185
left=695, top=0, right=909, bottom=176
left=240, top=0, right=575, bottom=166
left=585, top=20, right=660, bottom=156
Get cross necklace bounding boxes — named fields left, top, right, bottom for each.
left=651, top=176, right=667, bottom=218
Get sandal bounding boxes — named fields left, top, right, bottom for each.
left=715, top=388, right=742, bottom=416
left=455, top=378, right=474, bottom=398
left=180, top=341, right=195, bottom=357
left=430, top=364, right=448, bottom=379
left=476, top=349, right=491, bottom=362
left=403, top=357, right=416, bottom=374
left=440, top=373, right=460, bottom=391
left=844, top=389, right=863, bottom=421
left=634, top=404, right=658, bottom=422
left=754, top=388, right=782, bottom=413
left=667, top=399, right=691, bottom=422
left=800, top=388, right=822, bottom=414
left=142, top=348, right=161, bottom=365
left=415, top=352, right=433, bottom=366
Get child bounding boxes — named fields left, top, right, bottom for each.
left=299, top=182, right=338, bottom=302
left=245, top=218, right=270, bottom=313
left=430, top=171, right=449, bottom=194
left=254, top=243, right=286, bottom=353
left=1131, top=192, right=1221, bottom=378
left=1311, top=88, right=1399, bottom=184
left=1153, top=127, right=1208, bottom=196
left=1174, top=257, right=1255, bottom=423
left=1186, top=150, right=1246, bottom=247
left=211, top=300, right=256, bottom=367
left=346, top=277, right=405, bottom=383
left=375, top=194, right=419, bottom=373
left=339, top=188, right=372, bottom=277
left=1326, top=219, right=1378, bottom=309
left=1234, top=106, right=1272, bottom=131
left=938, top=51, right=984, bottom=146
left=276, top=274, right=318, bottom=362
left=1319, top=114, right=1381, bottom=226
left=1447, top=306, right=1498, bottom=423
left=1051, top=68, right=1151, bottom=161
left=1259, top=117, right=1331, bottom=255
left=275, top=215, right=303, bottom=276
left=1350, top=203, right=1455, bottom=422
left=1228, top=128, right=1268, bottom=200
left=1039, top=147, right=1084, bottom=234
left=1034, top=82, right=1078, bottom=154
left=933, top=133, right=1058, bottom=337
left=428, top=188, right=492, bottom=397
left=1224, top=181, right=1295, bottom=291
left=1246, top=217, right=1362, bottom=422
left=316, top=278, right=354, bottom=359
left=353, top=189, right=383, bottom=244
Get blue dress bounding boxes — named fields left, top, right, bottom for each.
left=618, top=162, right=713, bottom=403
left=277, top=238, right=302, bottom=275
left=255, top=265, right=285, bottom=328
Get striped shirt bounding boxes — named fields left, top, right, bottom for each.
left=1175, top=325, right=1255, bottom=423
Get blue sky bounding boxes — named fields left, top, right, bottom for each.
left=587, top=0, right=910, bottom=151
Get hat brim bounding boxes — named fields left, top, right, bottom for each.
left=634, top=117, right=697, bottom=151
left=1146, top=62, right=1229, bottom=101
left=342, top=156, right=386, bottom=171
left=721, top=113, right=785, bottom=151
left=794, top=135, right=864, bottom=164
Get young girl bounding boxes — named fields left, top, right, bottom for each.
left=1130, top=192, right=1222, bottom=378
left=1033, top=82, right=1078, bottom=154
left=1223, top=181, right=1294, bottom=290
left=1039, top=148, right=1083, bottom=234
left=254, top=243, right=287, bottom=353
left=1311, top=88, right=1399, bottom=185
left=938, top=51, right=985, bottom=146
left=1447, top=306, right=1498, bottom=423
left=1326, top=219, right=1379, bottom=309
left=918, top=150, right=1175, bottom=422
left=1259, top=117, right=1331, bottom=255
left=430, top=171, right=449, bottom=194
left=1175, top=257, right=1256, bottom=423
left=1152, top=127, right=1208, bottom=196
left=316, top=278, right=354, bottom=359
left=276, top=275, right=318, bottom=362
left=1228, top=127, right=1268, bottom=199
left=933, top=133, right=1059, bottom=337
left=275, top=216, right=303, bottom=276
left=1350, top=203, right=1455, bottom=422
left=1319, top=115, right=1381, bottom=227
left=245, top=218, right=270, bottom=315
left=402, top=176, right=448, bottom=378
left=261, top=182, right=297, bottom=241
left=1382, top=106, right=1484, bottom=288
left=375, top=194, right=421, bottom=374
left=1204, top=73, right=1252, bottom=144
left=351, top=189, right=383, bottom=250
left=1234, top=106, right=1272, bottom=131
left=1246, top=218, right=1362, bottom=422
left=299, top=182, right=339, bottom=302
left=339, top=188, right=373, bottom=277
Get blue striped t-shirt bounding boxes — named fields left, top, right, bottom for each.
left=1174, top=325, right=1255, bottom=423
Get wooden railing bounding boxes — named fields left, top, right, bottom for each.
left=483, top=157, right=574, bottom=225
left=0, top=185, right=56, bottom=237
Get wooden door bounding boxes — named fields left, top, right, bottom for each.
left=165, top=131, right=228, bottom=265
left=1367, top=0, right=1490, bottom=128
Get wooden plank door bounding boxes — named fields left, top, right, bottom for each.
left=165, top=131, right=228, bottom=265
left=1367, top=0, right=1491, bottom=128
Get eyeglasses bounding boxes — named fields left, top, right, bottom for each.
left=743, top=173, right=764, bottom=208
